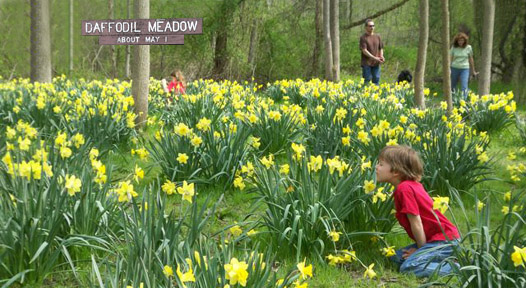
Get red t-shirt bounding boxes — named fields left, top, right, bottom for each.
left=167, top=80, right=186, bottom=94
left=394, top=180, right=460, bottom=243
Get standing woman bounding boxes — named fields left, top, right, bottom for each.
left=450, top=33, right=478, bottom=98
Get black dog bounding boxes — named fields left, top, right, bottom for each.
left=397, top=70, right=412, bottom=84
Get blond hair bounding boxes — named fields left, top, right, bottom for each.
left=170, top=69, right=186, bottom=86
left=378, top=145, right=423, bottom=181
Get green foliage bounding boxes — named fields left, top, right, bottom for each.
left=434, top=191, right=526, bottom=287
left=304, top=95, right=359, bottom=157
left=99, top=185, right=190, bottom=287
left=251, top=106, right=302, bottom=155
left=147, top=129, right=202, bottom=182
left=200, top=121, right=252, bottom=186
left=248, top=151, right=395, bottom=262
left=159, top=86, right=223, bottom=129
left=93, top=185, right=303, bottom=288
left=0, top=136, right=114, bottom=284
left=461, top=92, right=516, bottom=133
left=0, top=78, right=137, bottom=154
left=516, top=116, right=526, bottom=145
left=2, top=75, right=524, bottom=286
left=411, top=109, right=493, bottom=196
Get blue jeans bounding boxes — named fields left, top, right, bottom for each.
left=390, top=239, right=459, bottom=278
left=362, top=65, right=381, bottom=85
left=451, top=67, right=469, bottom=98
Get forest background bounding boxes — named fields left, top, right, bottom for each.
left=0, top=0, right=525, bottom=103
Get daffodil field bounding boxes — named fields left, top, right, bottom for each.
left=0, top=77, right=525, bottom=287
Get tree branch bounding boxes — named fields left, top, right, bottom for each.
left=342, top=0, right=411, bottom=30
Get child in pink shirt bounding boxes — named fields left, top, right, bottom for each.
left=162, top=69, right=186, bottom=95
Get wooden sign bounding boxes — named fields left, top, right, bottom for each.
left=82, top=18, right=202, bottom=45
left=99, top=35, right=184, bottom=45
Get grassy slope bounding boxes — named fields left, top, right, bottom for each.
left=89, top=92, right=524, bottom=288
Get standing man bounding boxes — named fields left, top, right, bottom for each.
left=360, top=19, right=384, bottom=85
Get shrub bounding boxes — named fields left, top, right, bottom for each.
left=251, top=105, right=303, bottom=155
left=247, top=150, right=395, bottom=261
left=200, top=119, right=253, bottom=186
left=93, top=183, right=308, bottom=288
left=461, top=92, right=516, bottom=133
left=0, top=78, right=137, bottom=154
left=147, top=128, right=203, bottom=182
left=0, top=129, right=116, bottom=284
left=434, top=190, right=526, bottom=287
left=304, top=98, right=358, bottom=158
left=516, top=116, right=526, bottom=146
left=410, top=109, right=493, bottom=196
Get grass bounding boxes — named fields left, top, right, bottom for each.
left=96, top=122, right=521, bottom=287
left=87, top=131, right=520, bottom=287
left=35, top=85, right=524, bottom=287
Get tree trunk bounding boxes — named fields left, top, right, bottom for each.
left=495, top=1, right=517, bottom=83
left=125, top=0, right=131, bottom=79
left=30, top=0, right=52, bottom=83
left=473, top=0, right=484, bottom=50
left=212, top=0, right=237, bottom=78
left=69, top=0, right=73, bottom=73
left=414, top=0, right=428, bottom=109
left=132, top=0, right=149, bottom=128
left=345, top=0, right=352, bottom=25
left=323, top=0, right=333, bottom=80
left=478, top=0, right=495, bottom=96
left=311, top=0, right=323, bottom=77
left=524, top=0, right=526, bottom=69
left=109, top=0, right=117, bottom=78
left=213, top=28, right=228, bottom=78
left=519, top=0, right=526, bottom=104
left=441, top=0, right=452, bottom=113
left=248, top=19, right=258, bottom=70
left=330, top=0, right=340, bottom=82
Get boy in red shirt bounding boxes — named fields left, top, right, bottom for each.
left=376, top=145, right=460, bottom=277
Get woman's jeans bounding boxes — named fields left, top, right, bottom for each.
left=390, top=239, right=459, bottom=278
left=451, top=67, right=469, bottom=98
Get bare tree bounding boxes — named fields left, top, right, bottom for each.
left=212, top=0, right=243, bottom=78
left=248, top=19, right=258, bottom=74
left=518, top=0, right=526, bottom=104
left=330, top=0, right=340, bottom=82
left=414, top=0, right=428, bottom=109
left=109, top=0, right=117, bottom=78
left=323, top=0, right=333, bottom=80
left=30, top=0, right=52, bottom=83
left=69, top=0, right=74, bottom=73
left=311, top=0, right=323, bottom=77
left=344, top=0, right=352, bottom=25
left=441, top=0, right=452, bottom=113
left=125, top=0, right=131, bottom=79
left=132, top=0, right=149, bottom=128
left=523, top=0, right=526, bottom=70
left=478, top=0, right=495, bottom=96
